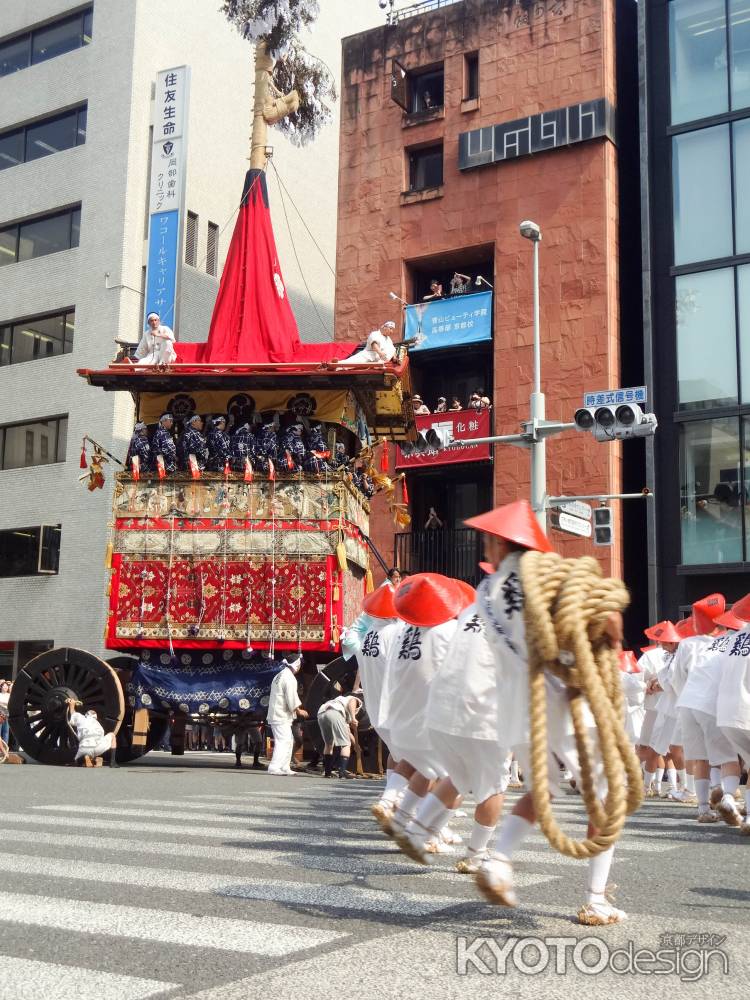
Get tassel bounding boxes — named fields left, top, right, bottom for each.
left=401, top=475, right=409, bottom=505
left=380, top=442, right=389, bottom=472
left=285, top=450, right=294, bottom=471
left=365, top=568, right=375, bottom=593
left=79, top=442, right=87, bottom=469
left=333, top=581, right=340, bottom=602
left=244, top=457, right=254, bottom=483
left=224, top=459, right=231, bottom=478
left=104, top=541, right=113, bottom=569
left=131, top=455, right=140, bottom=482
left=188, top=454, right=201, bottom=480
left=268, top=459, right=275, bottom=482
left=156, top=454, right=166, bottom=480
left=336, top=538, right=348, bottom=572
left=331, top=620, right=340, bottom=646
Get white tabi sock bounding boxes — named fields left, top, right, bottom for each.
left=586, top=846, right=615, bottom=904
left=510, top=759, right=520, bottom=783
left=468, top=821, right=496, bottom=854
left=695, top=778, right=710, bottom=811
left=381, top=771, right=408, bottom=806
left=723, top=774, right=740, bottom=796
left=393, top=788, right=423, bottom=826
left=666, top=767, right=678, bottom=791
left=677, top=768, right=687, bottom=789
left=643, top=770, right=655, bottom=792
left=494, top=814, right=534, bottom=859
left=411, top=793, right=452, bottom=838
left=710, top=766, right=721, bottom=788
left=686, top=772, right=695, bottom=794
left=655, top=766, right=664, bottom=790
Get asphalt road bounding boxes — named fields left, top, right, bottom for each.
left=0, top=752, right=747, bottom=999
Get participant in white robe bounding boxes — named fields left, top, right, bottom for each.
left=346, top=324, right=396, bottom=365
left=134, top=312, right=177, bottom=365
left=266, top=658, right=306, bottom=775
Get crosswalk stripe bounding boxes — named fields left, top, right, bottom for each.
left=0, top=955, right=176, bottom=1000
left=0, top=852, right=469, bottom=916
left=0, top=890, right=346, bottom=955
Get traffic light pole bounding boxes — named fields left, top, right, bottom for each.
left=529, top=233, right=547, bottom=531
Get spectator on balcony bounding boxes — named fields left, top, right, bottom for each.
left=470, top=389, right=491, bottom=410
left=412, top=395, right=430, bottom=415
left=449, top=396, right=463, bottom=411
left=423, top=279, right=444, bottom=301
left=424, top=506, right=444, bottom=530
left=449, top=272, right=471, bottom=296
left=435, top=397, right=448, bottom=413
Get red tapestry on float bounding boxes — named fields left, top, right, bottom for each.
left=175, top=170, right=358, bottom=366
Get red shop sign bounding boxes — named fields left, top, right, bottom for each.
left=396, top=408, right=491, bottom=468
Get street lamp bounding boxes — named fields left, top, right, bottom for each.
left=519, top=220, right=545, bottom=529
left=388, top=291, right=407, bottom=305
left=475, top=275, right=494, bottom=290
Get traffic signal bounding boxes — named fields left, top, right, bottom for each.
left=573, top=403, right=657, bottom=441
left=593, top=505, right=613, bottom=546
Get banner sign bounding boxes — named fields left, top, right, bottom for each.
left=405, top=291, right=492, bottom=351
left=583, top=386, right=647, bottom=408
left=395, top=408, right=491, bottom=468
left=144, top=65, right=190, bottom=331
left=128, top=652, right=283, bottom=718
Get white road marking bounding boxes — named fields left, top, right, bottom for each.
left=0, top=955, right=176, bottom=1000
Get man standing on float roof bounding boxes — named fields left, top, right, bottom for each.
left=134, top=311, right=177, bottom=365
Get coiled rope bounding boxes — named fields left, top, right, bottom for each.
left=519, top=551, right=643, bottom=859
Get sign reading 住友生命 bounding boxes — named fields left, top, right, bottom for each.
left=404, top=291, right=492, bottom=351
left=144, top=65, right=190, bottom=332
left=395, top=408, right=491, bottom=468
left=583, top=386, right=647, bottom=408
left=549, top=510, right=593, bottom=539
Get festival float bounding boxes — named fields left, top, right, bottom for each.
left=8, top=32, right=415, bottom=766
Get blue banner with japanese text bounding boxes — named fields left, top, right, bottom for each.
left=405, top=290, right=492, bottom=351
left=145, top=209, right=179, bottom=329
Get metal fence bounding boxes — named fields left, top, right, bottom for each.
left=395, top=527, right=483, bottom=585
left=390, top=0, right=463, bottom=24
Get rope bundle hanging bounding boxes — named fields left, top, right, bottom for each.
left=519, top=551, right=643, bottom=859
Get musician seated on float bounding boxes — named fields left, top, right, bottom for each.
left=133, top=312, right=177, bottom=365
left=347, top=321, right=397, bottom=365
left=66, top=699, right=118, bottom=768
left=178, top=414, right=208, bottom=472
left=126, top=421, right=152, bottom=476
left=206, top=415, right=231, bottom=472
left=279, top=420, right=306, bottom=472
left=304, top=422, right=331, bottom=473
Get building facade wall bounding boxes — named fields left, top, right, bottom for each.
left=335, top=0, right=630, bottom=581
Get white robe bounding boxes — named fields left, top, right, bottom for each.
left=356, top=615, right=401, bottom=738
left=716, top=627, right=750, bottom=731
left=347, top=330, right=396, bottom=365
left=637, top=646, right=666, bottom=712
left=135, top=325, right=177, bottom=365
left=266, top=668, right=301, bottom=726
left=676, top=633, right=732, bottom=717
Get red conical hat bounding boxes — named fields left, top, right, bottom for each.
left=692, top=593, right=725, bottom=634
left=714, top=609, right=746, bottom=630
left=644, top=620, right=681, bottom=644
left=464, top=500, right=553, bottom=553
left=640, top=644, right=657, bottom=654
left=362, top=584, right=396, bottom=620
left=618, top=650, right=640, bottom=673
left=455, top=580, right=477, bottom=609
left=394, top=573, right=466, bottom=627
left=675, top=617, right=696, bottom=639
left=479, top=561, right=495, bottom=575
left=726, top=592, right=750, bottom=623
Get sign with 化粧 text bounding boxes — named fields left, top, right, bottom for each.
left=395, top=408, right=491, bottom=468
left=404, top=291, right=492, bottom=351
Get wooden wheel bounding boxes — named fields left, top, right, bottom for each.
left=105, top=656, right=169, bottom=763
left=8, top=647, right=125, bottom=766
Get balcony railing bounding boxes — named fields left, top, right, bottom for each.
left=395, top=526, right=483, bottom=585
left=390, top=0, right=462, bottom=24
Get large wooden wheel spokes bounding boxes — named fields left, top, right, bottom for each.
left=106, top=655, right=169, bottom=763
left=9, top=647, right=125, bottom=766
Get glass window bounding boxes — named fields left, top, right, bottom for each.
left=408, top=145, right=443, bottom=191
left=680, top=417, right=744, bottom=564
left=77, top=106, right=87, bottom=145
left=0, top=226, right=17, bottom=266
left=734, top=118, right=750, bottom=252
left=0, top=325, right=10, bottom=366
left=25, top=110, right=79, bottom=162
left=730, top=0, right=750, bottom=109
left=185, top=212, right=198, bottom=267
left=464, top=53, right=479, bottom=101
left=676, top=267, right=738, bottom=408
left=670, top=0, right=729, bottom=124
left=0, top=526, right=61, bottom=577
left=673, top=125, right=732, bottom=265
left=0, top=129, right=24, bottom=170
left=739, top=264, right=750, bottom=400
left=410, top=68, right=444, bottom=113
left=11, top=314, right=68, bottom=364
left=1, top=419, right=65, bottom=470
left=83, top=9, right=94, bottom=44
left=0, top=34, right=30, bottom=77
left=17, top=208, right=79, bottom=261
left=32, top=14, right=84, bottom=66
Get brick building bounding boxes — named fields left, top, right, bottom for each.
left=334, top=0, right=645, bottom=624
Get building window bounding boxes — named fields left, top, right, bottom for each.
left=676, top=268, right=737, bottom=409
left=391, top=60, right=444, bottom=114
left=0, top=7, right=93, bottom=78
left=672, top=125, right=732, bottom=265
left=185, top=211, right=198, bottom=267
left=0, top=417, right=68, bottom=470
left=464, top=52, right=479, bottom=100
left=0, top=105, right=87, bottom=171
left=680, top=417, right=745, bottom=564
left=206, top=221, right=219, bottom=276
left=734, top=118, right=750, bottom=252
left=408, top=144, right=443, bottom=192
left=0, top=310, right=75, bottom=367
left=0, top=525, right=61, bottom=577
left=730, top=0, right=750, bottom=110
left=0, top=206, right=81, bottom=266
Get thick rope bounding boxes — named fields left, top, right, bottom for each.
left=520, top=551, right=643, bottom=859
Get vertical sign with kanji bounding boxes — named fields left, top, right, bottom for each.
left=144, top=65, right=190, bottom=333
